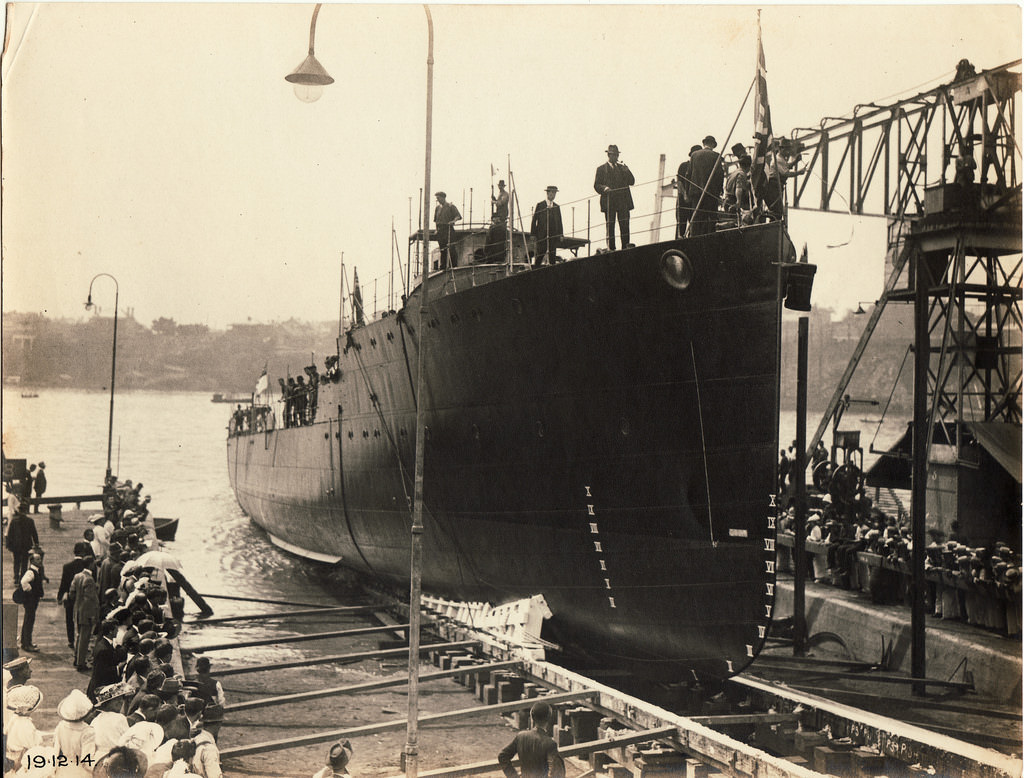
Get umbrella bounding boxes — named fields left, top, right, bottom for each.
left=133, top=549, right=182, bottom=573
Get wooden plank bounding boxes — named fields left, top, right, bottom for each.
left=691, top=713, right=800, bottom=727
left=184, top=604, right=381, bottom=625
left=187, top=623, right=408, bottom=652
left=212, top=641, right=479, bottom=677
left=224, top=658, right=516, bottom=713
left=384, top=725, right=681, bottom=778
left=220, top=689, right=596, bottom=758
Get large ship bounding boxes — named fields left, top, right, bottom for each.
left=228, top=220, right=808, bottom=681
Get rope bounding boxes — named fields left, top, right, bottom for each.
left=691, top=342, right=716, bottom=547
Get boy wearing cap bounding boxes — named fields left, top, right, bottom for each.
left=530, top=187, right=563, bottom=268
left=497, top=701, right=564, bottom=778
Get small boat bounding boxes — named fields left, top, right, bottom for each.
left=154, top=517, right=179, bottom=542
left=20, top=392, right=39, bottom=399
left=211, top=393, right=250, bottom=404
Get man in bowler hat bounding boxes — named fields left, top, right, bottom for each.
left=688, top=135, right=725, bottom=236
left=593, top=144, right=635, bottom=251
left=530, top=186, right=563, bottom=267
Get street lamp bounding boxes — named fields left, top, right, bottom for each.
left=84, top=273, right=119, bottom=482
left=286, top=7, right=434, bottom=777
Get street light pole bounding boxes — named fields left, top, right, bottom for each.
left=285, top=7, right=434, bottom=776
left=84, top=273, right=119, bottom=481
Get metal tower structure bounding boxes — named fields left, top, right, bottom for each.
left=789, top=59, right=1022, bottom=458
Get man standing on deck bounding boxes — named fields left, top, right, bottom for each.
left=492, top=179, right=509, bottom=223
left=688, top=135, right=725, bottom=236
left=498, top=701, right=565, bottom=778
left=530, top=186, right=563, bottom=267
left=433, top=191, right=462, bottom=269
left=676, top=144, right=702, bottom=237
left=594, top=145, right=635, bottom=251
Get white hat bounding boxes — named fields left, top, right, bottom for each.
left=7, top=684, right=42, bottom=714
left=118, top=721, right=164, bottom=755
left=57, top=688, right=94, bottom=721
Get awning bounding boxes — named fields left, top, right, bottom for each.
left=966, top=421, right=1022, bottom=483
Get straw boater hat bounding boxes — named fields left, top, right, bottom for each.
left=7, top=684, right=43, bottom=715
left=95, top=682, right=134, bottom=706
left=57, top=689, right=94, bottom=722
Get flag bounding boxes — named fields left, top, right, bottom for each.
left=255, top=366, right=268, bottom=396
left=750, top=13, right=773, bottom=202
left=352, top=269, right=365, bottom=327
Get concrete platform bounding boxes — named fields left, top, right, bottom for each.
left=772, top=574, right=1022, bottom=703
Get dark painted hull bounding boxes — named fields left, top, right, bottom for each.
left=228, top=223, right=785, bottom=680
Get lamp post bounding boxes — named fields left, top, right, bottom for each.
left=84, top=273, right=119, bottom=481
left=286, top=8, right=434, bottom=776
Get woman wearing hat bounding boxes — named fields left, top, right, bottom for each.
left=91, top=683, right=133, bottom=762
left=4, top=684, right=44, bottom=771
left=53, top=688, right=95, bottom=777
left=312, top=740, right=353, bottom=778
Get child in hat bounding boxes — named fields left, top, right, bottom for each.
left=53, top=688, right=95, bottom=777
left=4, top=684, right=44, bottom=771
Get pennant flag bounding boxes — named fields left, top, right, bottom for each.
left=750, top=13, right=773, bottom=202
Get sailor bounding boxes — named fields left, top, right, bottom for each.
left=530, top=186, right=563, bottom=267
left=492, top=179, right=509, bottom=222
left=688, top=135, right=724, bottom=236
left=433, top=191, right=462, bottom=269
left=593, top=144, right=635, bottom=251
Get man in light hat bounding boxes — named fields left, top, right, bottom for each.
left=593, top=144, right=635, bottom=251
left=687, top=135, right=724, bottom=237
left=313, top=739, right=353, bottom=778
left=433, top=191, right=462, bottom=269
left=530, top=186, right=563, bottom=268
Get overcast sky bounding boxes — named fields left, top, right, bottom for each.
left=2, top=3, right=1020, bottom=329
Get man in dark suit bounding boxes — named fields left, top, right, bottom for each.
left=688, top=135, right=725, bottom=237
left=676, top=144, right=702, bottom=238
left=87, top=620, right=121, bottom=700
left=593, top=144, right=635, bottom=251
left=56, top=541, right=92, bottom=649
left=530, top=186, right=563, bottom=267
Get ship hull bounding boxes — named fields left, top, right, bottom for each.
left=228, top=223, right=785, bottom=680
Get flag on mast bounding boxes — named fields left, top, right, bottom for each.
left=751, top=13, right=773, bottom=202
left=255, top=366, right=268, bottom=395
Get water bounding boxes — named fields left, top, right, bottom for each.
left=2, top=388, right=356, bottom=669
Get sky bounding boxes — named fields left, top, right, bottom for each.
left=1, top=3, right=1021, bottom=329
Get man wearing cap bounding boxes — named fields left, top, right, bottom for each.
left=688, top=135, right=725, bottom=236
left=31, top=462, right=46, bottom=512
left=676, top=144, right=702, bottom=237
left=433, top=191, right=462, bottom=269
left=498, top=700, right=564, bottom=778
left=593, top=144, right=635, bottom=251
left=492, top=180, right=509, bottom=223
left=313, top=740, right=353, bottom=778
left=530, top=186, right=563, bottom=268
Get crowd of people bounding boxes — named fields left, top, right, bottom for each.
left=778, top=496, right=1022, bottom=637
left=5, top=461, right=48, bottom=519
left=3, top=475, right=227, bottom=777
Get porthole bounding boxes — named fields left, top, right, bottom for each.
left=660, top=249, right=694, bottom=290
